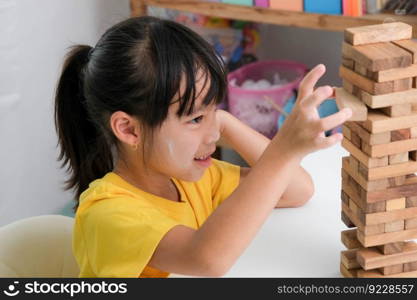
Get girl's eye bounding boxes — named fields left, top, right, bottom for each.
left=189, top=115, right=204, bottom=124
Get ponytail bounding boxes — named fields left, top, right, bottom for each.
left=54, top=45, right=113, bottom=212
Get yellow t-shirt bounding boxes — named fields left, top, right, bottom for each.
left=72, top=158, right=241, bottom=278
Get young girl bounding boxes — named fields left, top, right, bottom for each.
left=54, top=16, right=351, bottom=278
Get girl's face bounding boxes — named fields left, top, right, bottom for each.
left=147, top=76, right=220, bottom=182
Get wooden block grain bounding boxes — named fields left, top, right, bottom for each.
left=363, top=110, right=417, bottom=133
left=341, top=249, right=361, bottom=269
left=357, top=268, right=417, bottom=278
left=342, top=139, right=388, bottom=168
left=344, top=22, right=412, bottom=46
left=360, top=88, right=417, bottom=109
left=380, top=264, right=404, bottom=275
left=345, top=121, right=390, bottom=145
left=356, top=241, right=417, bottom=270
left=377, top=242, right=405, bottom=255
left=393, top=39, right=417, bottom=64
left=389, top=152, right=409, bottom=165
left=382, top=104, right=412, bottom=117
left=341, top=229, right=362, bottom=249
left=363, top=139, right=417, bottom=158
left=364, top=161, right=417, bottom=181
left=391, top=129, right=411, bottom=142
left=372, top=64, right=417, bottom=82
left=335, top=87, right=367, bottom=121
left=340, top=66, right=408, bottom=95
left=357, top=228, right=417, bottom=247
left=341, top=42, right=412, bottom=72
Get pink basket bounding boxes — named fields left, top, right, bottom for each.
left=227, top=60, right=307, bottom=138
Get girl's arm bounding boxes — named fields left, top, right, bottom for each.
left=148, top=65, right=351, bottom=277
left=217, top=109, right=314, bottom=208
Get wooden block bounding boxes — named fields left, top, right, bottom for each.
left=363, top=161, right=417, bottom=181
left=377, top=242, right=405, bottom=255
left=386, top=198, right=406, bottom=211
left=405, top=218, right=417, bottom=230
left=356, top=241, right=417, bottom=270
left=389, top=152, right=409, bottom=165
left=380, top=264, right=404, bottom=275
left=341, top=249, right=361, bottom=269
left=382, top=104, right=412, bottom=117
left=411, top=127, right=417, bottom=138
left=340, top=262, right=358, bottom=278
left=345, top=121, right=391, bottom=145
left=404, top=261, right=417, bottom=272
left=393, top=39, right=417, bottom=64
left=364, top=139, right=417, bottom=158
left=342, top=156, right=390, bottom=191
left=342, top=125, right=352, bottom=140
left=341, top=190, right=349, bottom=205
left=342, top=42, right=412, bottom=72
left=335, top=88, right=367, bottom=121
left=349, top=155, right=360, bottom=172
left=343, top=79, right=354, bottom=94
left=343, top=176, right=386, bottom=213
left=388, top=176, right=406, bottom=187
left=363, top=109, right=417, bottom=133
left=366, top=181, right=417, bottom=204
left=342, top=57, right=355, bottom=69
left=357, top=227, right=417, bottom=247
left=363, top=206, right=417, bottom=226
left=357, top=268, right=417, bottom=278
left=372, top=64, right=417, bottom=82
left=385, top=220, right=405, bottom=233
left=394, top=78, right=413, bottom=92
left=341, top=229, right=362, bottom=249
left=360, top=88, right=417, bottom=109
left=344, top=22, right=412, bottom=46
left=391, top=129, right=411, bottom=141
left=342, top=202, right=385, bottom=235
left=406, top=196, right=417, bottom=208
left=342, top=210, right=355, bottom=228
left=354, top=62, right=368, bottom=76
left=340, top=66, right=400, bottom=95
left=351, top=131, right=362, bottom=148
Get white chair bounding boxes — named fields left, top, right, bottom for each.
left=0, top=215, right=79, bottom=277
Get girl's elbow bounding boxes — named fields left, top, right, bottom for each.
left=197, top=252, right=231, bottom=277
left=297, top=180, right=315, bottom=207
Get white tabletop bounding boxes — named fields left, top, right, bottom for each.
left=223, top=143, right=348, bottom=277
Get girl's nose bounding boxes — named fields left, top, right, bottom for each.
left=204, top=128, right=220, bottom=145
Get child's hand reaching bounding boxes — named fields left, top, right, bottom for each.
left=271, top=64, right=352, bottom=162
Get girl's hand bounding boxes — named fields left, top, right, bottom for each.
left=271, top=64, right=352, bottom=161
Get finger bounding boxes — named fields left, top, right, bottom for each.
left=297, top=64, right=326, bottom=101
left=301, top=85, right=334, bottom=108
left=319, top=108, right=352, bottom=132
left=316, top=132, right=343, bottom=150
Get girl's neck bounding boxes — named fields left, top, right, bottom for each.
left=113, top=161, right=181, bottom=203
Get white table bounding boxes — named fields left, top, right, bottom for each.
left=224, top=143, right=349, bottom=277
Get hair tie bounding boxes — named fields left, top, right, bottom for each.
left=87, top=47, right=94, bottom=60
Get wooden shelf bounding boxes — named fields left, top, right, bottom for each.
left=131, top=0, right=417, bottom=38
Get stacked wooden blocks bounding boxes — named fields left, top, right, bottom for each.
left=337, top=22, right=417, bottom=278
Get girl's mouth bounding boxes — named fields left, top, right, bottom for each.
left=194, top=154, right=212, bottom=167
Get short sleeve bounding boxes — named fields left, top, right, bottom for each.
left=209, top=159, right=241, bottom=210
left=76, top=199, right=180, bottom=277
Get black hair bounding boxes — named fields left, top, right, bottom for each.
left=54, top=16, right=227, bottom=211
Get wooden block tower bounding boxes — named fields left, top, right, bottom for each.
left=337, top=22, right=417, bottom=278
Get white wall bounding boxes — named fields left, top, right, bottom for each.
left=0, top=3, right=343, bottom=226
left=0, top=0, right=130, bottom=226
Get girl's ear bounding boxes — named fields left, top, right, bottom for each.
left=109, top=111, right=140, bottom=147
